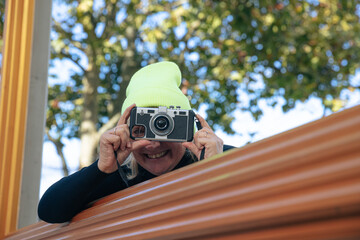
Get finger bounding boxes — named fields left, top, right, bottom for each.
left=113, top=136, right=122, bottom=151
left=119, top=128, right=130, bottom=151
left=194, top=137, right=206, bottom=149
left=117, top=103, right=136, bottom=125
left=194, top=129, right=211, bottom=141
left=198, top=128, right=212, bottom=138
left=102, top=133, right=121, bottom=151
left=112, top=125, right=131, bottom=151
left=196, top=114, right=211, bottom=129
left=115, top=147, right=131, bottom=164
left=130, top=139, right=152, bottom=151
left=191, top=133, right=204, bottom=149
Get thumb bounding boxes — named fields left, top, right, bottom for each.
left=182, top=142, right=200, bottom=156
left=131, top=139, right=151, bottom=151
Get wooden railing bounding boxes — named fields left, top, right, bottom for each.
left=5, top=105, right=360, bottom=239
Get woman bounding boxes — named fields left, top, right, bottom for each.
left=38, top=61, right=234, bottom=223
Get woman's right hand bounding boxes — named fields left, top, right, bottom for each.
left=98, top=104, right=150, bottom=173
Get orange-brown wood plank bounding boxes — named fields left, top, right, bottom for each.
left=5, top=105, right=360, bottom=239
left=0, top=0, right=35, bottom=237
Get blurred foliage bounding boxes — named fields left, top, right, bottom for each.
left=47, top=0, right=360, bottom=165
left=0, top=0, right=5, bottom=54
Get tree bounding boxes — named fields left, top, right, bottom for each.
left=0, top=0, right=5, bottom=59
left=48, top=0, right=360, bottom=174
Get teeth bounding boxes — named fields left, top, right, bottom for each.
left=147, top=151, right=167, bottom=159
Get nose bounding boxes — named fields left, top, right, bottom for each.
left=144, top=141, right=161, bottom=150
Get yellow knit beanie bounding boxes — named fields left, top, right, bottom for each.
left=121, top=61, right=191, bottom=114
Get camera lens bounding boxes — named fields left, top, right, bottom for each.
left=150, top=113, right=174, bottom=136
left=155, top=116, right=169, bottom=130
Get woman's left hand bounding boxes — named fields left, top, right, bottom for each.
left=182, top=114, right=223, bottom=160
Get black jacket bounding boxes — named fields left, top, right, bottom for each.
left=38, top=145, right=235, bottom=223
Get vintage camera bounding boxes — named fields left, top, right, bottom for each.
left=129, top=106, right=195, bottom=142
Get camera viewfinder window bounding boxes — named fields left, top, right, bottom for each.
left=131, top=125, right=145, bottom=138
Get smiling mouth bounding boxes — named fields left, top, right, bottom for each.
left=146, top=150, right=168, bottom=159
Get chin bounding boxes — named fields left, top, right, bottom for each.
left=148, top=167, right=170, bottom=176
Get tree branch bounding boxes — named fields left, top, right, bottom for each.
left=96, top=111, right=122, bottom=141
left=59, top=50, right=86, bottom=73
left=45, top=128, right=70, bottom=176
left=102, top=0, right=118, bottom=39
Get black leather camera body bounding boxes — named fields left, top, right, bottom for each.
left=129, top=106, right=195, bottom=142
